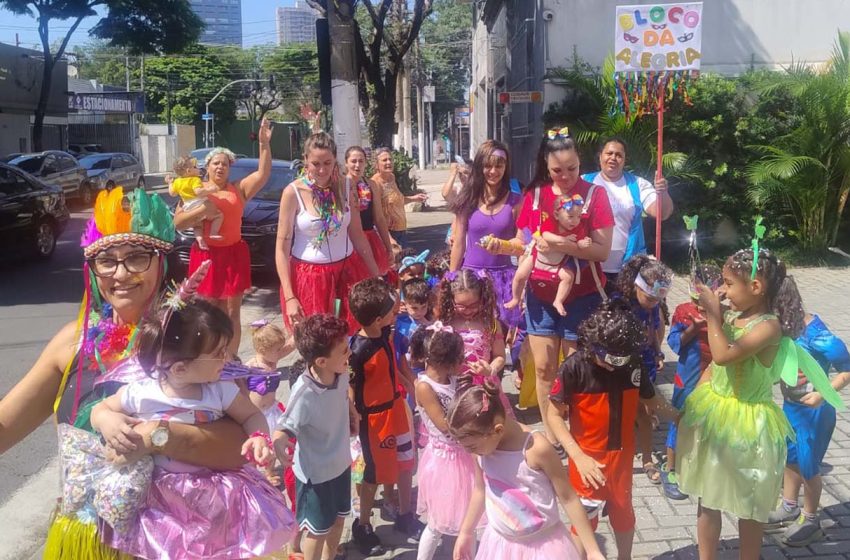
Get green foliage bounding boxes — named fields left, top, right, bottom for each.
left=420, top=0, right=471, bottom=135
left=365, top=150, right=419, bottom=195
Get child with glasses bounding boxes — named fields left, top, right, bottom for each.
left=170, top=155, right=224, bottom=250
left=506, top=193, right=592, bottom=317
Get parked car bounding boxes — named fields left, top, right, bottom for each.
left=169, top=159, right=298, bottom=278
left=0, top=162, right=70, bottom=259
left=79, top=152, right=146, bottom=192
left=0, top=153, right=23, bottom=163
left=8, top=151, right=95, bottom=206
left=68, top=144, right=104, bottom=158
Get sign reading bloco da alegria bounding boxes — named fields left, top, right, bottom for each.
left=614, top=3, right=703, bottom=73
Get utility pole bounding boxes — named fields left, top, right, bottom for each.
left=125, top=53, right=131, bottom=92
left=327, top=1, right=361, bottom=161
left=415, top=39, right=425, bottom=171
left=402, top=66, right=412, bottom=155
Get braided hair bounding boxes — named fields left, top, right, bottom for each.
left=576, top=297, right=646, bottom=363
left=409, top=327, right=465, bottom=368
left=447, top=374, right=505, bottom=440
left=437, top=269, right=497, bottom=327
left=725, top=249, right=805, bottom=337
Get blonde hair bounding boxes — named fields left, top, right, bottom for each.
left=205, top=147, right=237, bottom=167
left=251, top=322, right=289, bottom=355
left=173, top=155, right=197, bottom=176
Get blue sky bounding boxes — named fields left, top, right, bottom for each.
left=0, top=0, right=300, bottom=50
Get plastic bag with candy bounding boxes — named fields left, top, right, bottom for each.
left=350, top=437, right=365, bottom=484
left=57, top=423, right=154, bottom=530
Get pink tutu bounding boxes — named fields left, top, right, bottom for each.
left=416, top=440, right=484, bottom=535
left=475, top=522, right=579, bottom=560
left=105, top=466, right=296, bottom=560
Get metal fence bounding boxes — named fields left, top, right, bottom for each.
left=68, top=114, right=133, bottom=154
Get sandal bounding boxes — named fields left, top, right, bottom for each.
left=643, top=462, right=662, bottom=485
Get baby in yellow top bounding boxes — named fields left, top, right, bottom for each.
left=169, top=155, right=223, bottom=250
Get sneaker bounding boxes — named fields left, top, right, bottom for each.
left=351, top=519, right=385, bottom=557
left=782, top=514, right=824, bottom=547
left=660, top=469, right=688, bottom=501
left=394, top=511, right=425, bottom=542
left=765, top=503, right=801, bottom=529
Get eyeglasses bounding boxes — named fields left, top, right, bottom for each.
left=454, top=301, right=481, bottom=312
left=88, top=251, right=158, bottom=278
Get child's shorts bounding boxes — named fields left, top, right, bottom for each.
left=569, top=447, right=635, bottom=533
left=785, top=400, right=837, bottom=480
left=360, top=398, right=413, bottom=485
left=295, top=468, right=352, bottom=535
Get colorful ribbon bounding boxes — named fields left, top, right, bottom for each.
left=751, top=216, right=766, bottom=279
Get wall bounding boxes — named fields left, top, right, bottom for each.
left=140, top=124, right=196, bottom=173
left=542, top=0, right=850, bottom=75
left=0, top=114, right=30, bottom=156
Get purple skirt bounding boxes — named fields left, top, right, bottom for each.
left=464, top=265, right=521, bottom=328
left=105, top=466, right=296, bottom=560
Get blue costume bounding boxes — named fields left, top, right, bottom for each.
left=783, top=315, right=850, bottom=479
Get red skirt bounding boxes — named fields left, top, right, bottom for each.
left=188, top=240, right=252, bottom=299
left=283, top=255, right=369, bottom=335
left=363, top=228, right=390, bottom=274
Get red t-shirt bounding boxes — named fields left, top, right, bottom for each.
left=516, top=179, right=615, bottom=300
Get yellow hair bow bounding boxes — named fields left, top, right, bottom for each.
left=547, top=126, right=570, bottom=140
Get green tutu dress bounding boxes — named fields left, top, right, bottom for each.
left=676, top=312, right=795, bottom=523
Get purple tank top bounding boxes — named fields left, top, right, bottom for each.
left=463, top=192, right=520, bottom=269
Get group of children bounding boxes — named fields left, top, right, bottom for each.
left=84, top=236, right=849, bottom=560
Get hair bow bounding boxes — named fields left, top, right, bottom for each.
left=479, top=392, right=490, bottom=414
left=558, top=194, right=585, bottom=212
left=444, top=270, right=458, bottom=282
left=250, top=319, right=270, bottom=329
left=399, top=249, right=430, bottom=273
left=426, top=321, right=453, bottom=333
left=751, top=216, right=766, bottom=279
left=547, top=126, right=570, bottom=140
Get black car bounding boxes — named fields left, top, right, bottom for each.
left=0, top=162, right=70, bottom=259
left=170, top=159, right=300, bottom=278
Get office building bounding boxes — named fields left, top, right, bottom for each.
left=190, top=0, right=243, bottom=46
left=276, top=2, right=317, bottom=45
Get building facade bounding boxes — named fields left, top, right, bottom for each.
left=190, top=0, right=243, bottom=46
left=471, top=0, right=850, bottom=185
left=276, top=2, right=318, bottom=45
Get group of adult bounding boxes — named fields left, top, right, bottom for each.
left=444, top=132, right=673, bottom=439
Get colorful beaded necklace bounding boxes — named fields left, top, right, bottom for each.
left=303, top=176, right=343, bottom=248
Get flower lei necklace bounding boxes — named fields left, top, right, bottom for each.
left=82, top=303, right=138, bottom=373
left=303, top=176, right=343, bottom=248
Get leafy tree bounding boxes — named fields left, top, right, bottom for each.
left=309, top=0, right=432, bottom=147
left=420, top=0, right=471, bottom=135
left=76, top=39, right=133, bottom=87
left=746, top=31, right=850, bottom=250
left=0, top=0, right=203, bottom=151
left=262, top=43, right=320, bottom=121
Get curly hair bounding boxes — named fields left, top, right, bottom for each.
left=137, top=298, right=233, bottom=374
left=725, top=248, right=805, bottom=337
left=576, top=297, right=646, bottom=363
left=205, top=147, right=236, bottom=167
left=436, top=269, right=497, bottom=327
left=293, top=313, right=349, bottom=366
left=251, top=322, right=289, bottom=356
left=173, top=155, right=197, bottom=177
left=528, top=132, right=579, bottom=192
left=426, top=248, right=451, bottom=282
left=449, top=140, right=511, bottom=219
left=349, top=277, right=394, bottom=326
left=616, top=254, right=673, bottom=301
left=447, top=374, right=505, bottom=440
left=409, top=327, right=465, bottom=368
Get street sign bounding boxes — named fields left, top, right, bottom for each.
left=202, top=113, right=214, bottom=121
left=498, top=91, right=543, bottom=104
left=423, top=85, right=435, bottom=103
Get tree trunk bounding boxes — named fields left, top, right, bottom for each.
left=32, top=53, right=54, bottom=153
left=366, top=69, right=400, bottom=148
left=329, top=1, right=362, bottom=159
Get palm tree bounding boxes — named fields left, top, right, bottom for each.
left=747, top=31, right=850, bottom=249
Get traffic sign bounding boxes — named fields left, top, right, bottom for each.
left=498, top=91, right=543, bottom=104
left=202, top=113, right=214, bottom=121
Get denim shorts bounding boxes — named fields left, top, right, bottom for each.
left=524, top=290, right=603, bottom=341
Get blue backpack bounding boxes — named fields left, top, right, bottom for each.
left=582, top=171, right=647, bottom=263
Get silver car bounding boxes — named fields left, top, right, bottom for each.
left=78, top=153, right=146, bottom=192
left=8, top=150, right=95, bottom=205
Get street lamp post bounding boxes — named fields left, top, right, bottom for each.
left=204, top=78, right=268, bottom=148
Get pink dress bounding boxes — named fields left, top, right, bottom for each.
left=476, top=432, right=580, bottom=559
left=416, top=376, right=484, bottom=535
left=457, top=327, right=514, bottom=417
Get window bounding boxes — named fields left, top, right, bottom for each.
left=0, top=167, right=32, bottom=196
left=42, top=155, right=58, bottom=174
left=58, top=155, right=77, bottom=171
left=11, top=155, right=44, bottom=174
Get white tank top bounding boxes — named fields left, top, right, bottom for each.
left=291, top=178, right=353, bottom=263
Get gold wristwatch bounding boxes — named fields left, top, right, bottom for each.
left=150, top=420, right=170, bottom=450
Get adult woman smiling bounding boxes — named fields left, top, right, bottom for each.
left=583, top=137, right=673, bottom=283
left=174, top=118, right=275, bottom=357
left=372, top=147, right=428, bottom=248
left=485, top=130, right=614, bottom=440
left=0, top=188, right=248, bottom=559
left=449, top=139, right=522, bottom=329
